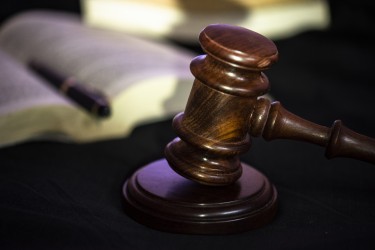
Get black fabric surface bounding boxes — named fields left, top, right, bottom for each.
left=1, top=1, right=375, bottom=249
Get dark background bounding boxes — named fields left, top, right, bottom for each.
left=1, top=1, right=375, bottom=249
left=0, top=1, right=81, bottom=24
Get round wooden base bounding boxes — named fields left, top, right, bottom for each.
left=122, top=159, right=277, bottom=235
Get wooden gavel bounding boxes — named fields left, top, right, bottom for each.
left=123, top=24, right=375, bottom=234
left=165, top=24, right=375, bottom=186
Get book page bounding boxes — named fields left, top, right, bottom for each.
left=0, top=48, right=71, bottom=116
left=0, top=11, right=194, bottom=99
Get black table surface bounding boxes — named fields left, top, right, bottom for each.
left=1, top=2, right=375, bottom=249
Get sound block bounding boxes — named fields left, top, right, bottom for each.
left=122, top=159, right=277, bottom=234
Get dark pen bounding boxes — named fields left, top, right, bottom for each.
left=29, top=60, right=111, bottom=118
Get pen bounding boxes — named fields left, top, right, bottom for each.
left=29, top=60, right=111, bottom=118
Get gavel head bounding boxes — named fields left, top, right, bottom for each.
left=165, top=24, right=278, bottom=186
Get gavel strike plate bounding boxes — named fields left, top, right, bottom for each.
left=123, top=159, right=277, bottom=234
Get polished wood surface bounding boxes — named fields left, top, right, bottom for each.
left=123, top=24, right=279, bottom=234
left=165, top=24, right=278, bottom=186
left=123, top=24, right=375, bottom=234
left=249, top=98, right=375, bottom=163
left=166, top=24, right=374, bottom=187
left=123, top=159, right=277, bottom=234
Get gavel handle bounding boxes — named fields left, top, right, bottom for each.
left=249, top=98, right=375, bottom=164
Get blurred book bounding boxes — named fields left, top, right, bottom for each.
left=0, top=10, right=195, bottom=147
left=81, top=0, right=330, bottom=42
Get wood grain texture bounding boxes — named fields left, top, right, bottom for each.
left=123, top=23, right=374, bottom=235
left=166, top=24, right=374, bottom=187
left=123, top=24, right=279, bottom=234
left=165, top=24, right=278, bottom=186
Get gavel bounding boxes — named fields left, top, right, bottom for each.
left=123, top=24, right=375, bottom=234
left=165, top=24, right=375, bottom=187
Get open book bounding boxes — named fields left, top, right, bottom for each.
left=0, top=11, right=195, bottom=147
left=82, top=0, right=330, bottom=42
